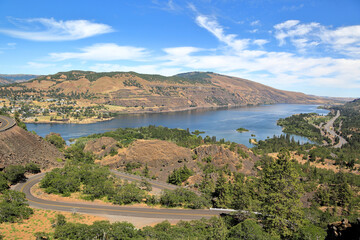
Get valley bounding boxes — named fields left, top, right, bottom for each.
left=0, top=71, right=343, bottom=125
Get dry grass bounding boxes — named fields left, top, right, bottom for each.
left=0, top=209, right=106, bottom=240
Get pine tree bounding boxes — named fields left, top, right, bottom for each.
left=213, top=173, right=231, bottom=208
left=260, top=149, right=304, bottom=238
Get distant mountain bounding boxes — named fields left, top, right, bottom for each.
left=0, top=74, right=39, bottom=84
left=1, top=70, right=341, bottom=114
left=0, top=77, right=11, bottom=85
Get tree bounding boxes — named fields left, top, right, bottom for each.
left=45, top=133, right=66, bottom=150
left=0, top=173, right=9, bottom=193
left=212, top=173, right=231, bottom=208
left=25, top=162, right=41, bottom=174
left=260, top=149, right=304, bottom=238
left=3, top=165, right=26, bottom=184
left=0, top=190, right=33, bottom=223
left=228, top=219, right=272, bottom=240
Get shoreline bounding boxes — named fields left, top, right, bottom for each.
left=23, top=102, right=323, bottom=125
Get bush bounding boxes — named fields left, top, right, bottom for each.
left=3, top=165, right=26, bottom=184
left=45, top=133, right=66, bottom=149
left=0, top=173, right=9, bottom=193
left=110, top=183, right=146, bottom=205
left=25, top=162, right=41, bottom=174
left=160, top=188, right=209, bottom=209
left=0, top=190, right=33, bottom=223
left=167, top=165, right=193, bottom=185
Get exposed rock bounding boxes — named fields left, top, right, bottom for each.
left=0, top=126, right=64, bottom=169
left=326, top=218, right=360, bottom=240
left=84, top=137, right=118, bottom=158
left=97, top=139, right=258, bottom=182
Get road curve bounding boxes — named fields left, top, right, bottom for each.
left=14, top=173, right=223, bottom=220
left=0, top=115, right=16, bottom=132
left=323, top=110, right=347, bottom=148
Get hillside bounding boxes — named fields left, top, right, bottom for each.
left=0, top=126, right=64, bottom=169
left=0, top=71, right=337, bottom=119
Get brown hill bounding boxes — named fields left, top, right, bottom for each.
left=89, top=139, right=258, bottom=182
left=1, top=71, right=336, bottom=115
left=0, top=126, right=64, bottom=169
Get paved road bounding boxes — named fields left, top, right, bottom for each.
left=323, top=110, right=347, bottom=148
left=14, top=172, right=224, bottom=220
left=0, top=115, right=16, bottom=132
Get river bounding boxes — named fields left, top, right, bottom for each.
left=26, top=104, right=329, bottom=148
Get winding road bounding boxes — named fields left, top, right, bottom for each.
left=323, top=110, right=347, bottom=148
left=0, top=115, right=16, bottom=132
left=14, top=172, right=225, bottom=220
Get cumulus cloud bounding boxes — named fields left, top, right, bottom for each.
left=159, top=15, right=360, bottom=94
left=49, top=43, right=148, bottom=61
left=274, top=20, right=360, bottom=57
left=89, top=63, right=182, bottom=76
left=0, top=18, right=113, bottom=41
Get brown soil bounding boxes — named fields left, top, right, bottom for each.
left=268, top=152, right=360, bottom=175
left=95, top=139, right=258, bottom=183
left=0, top=209, right=106, bottom=240
left=0, top=126, right=64, bottom=169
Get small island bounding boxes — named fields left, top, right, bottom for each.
left=236, top=127, right=249, bottom=133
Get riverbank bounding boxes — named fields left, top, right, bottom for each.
left=24, top=116, right=115, bottom=124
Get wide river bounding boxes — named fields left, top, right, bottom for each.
left=27, top=104, right=329, bottom=148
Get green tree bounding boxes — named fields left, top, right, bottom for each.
left=0, top=173, right=9, bottom=193
left=260, top=149, right=304, bottom=238
left=212, top=173, right=231, bottom=208
left=0, top=190, right=33, bottom=223
left=3, top=165, right=26, bottom=184
left=228, top=219, right=272, bottom=240
left=45, top=133, right=66, bottom=150
left=25, top=162, right=41, bottom=174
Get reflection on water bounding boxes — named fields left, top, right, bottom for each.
left=26, top=104, right=329, bottom=147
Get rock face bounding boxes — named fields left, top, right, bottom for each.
left=84, top=137, right=118, bottom=158
left=326, top=218, right=360, bottom=240
left=0, top=126, right=63, bottom=169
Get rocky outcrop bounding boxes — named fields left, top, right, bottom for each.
left=326, top=218, right=360, bottom=240
left=84, top=137, right=118, bottom=158
left=96, top=140, right=258, bottom=181
left=0, top=126, right=63, bottom=169
left=194, top=144, right=258, bottom=175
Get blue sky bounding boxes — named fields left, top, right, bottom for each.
left=0, top=0, right=359, bottom=97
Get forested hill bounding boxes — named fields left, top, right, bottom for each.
left=1, top=71, right=339, bottom=114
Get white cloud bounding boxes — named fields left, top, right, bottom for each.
left=157, top=15, right=360, bottom=95
left=253, top=39, right=269, bottom=47
left=274, top=20, right=360, bottom=57
left=250, top=20, right=260, bottom=26
left=196, top=15, right=250, bottom=52
left=49, top=43, right=148, bottom=61
left=27, top=61, right=55, bottom=68
left=0, top=18, right=113, bottom=41
left=89, top=63, right=182, bottom=76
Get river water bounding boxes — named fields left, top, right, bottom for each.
left=26, top=104, right=329, bottom=148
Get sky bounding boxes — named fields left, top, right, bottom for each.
left=0, top=0, right=359, bottom=97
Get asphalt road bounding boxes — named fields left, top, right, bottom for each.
left=0, top=115, right=16, bottom=132
left=14, top=172, right=224, bottom=220
left=323, top=110, right=347, bottom=148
